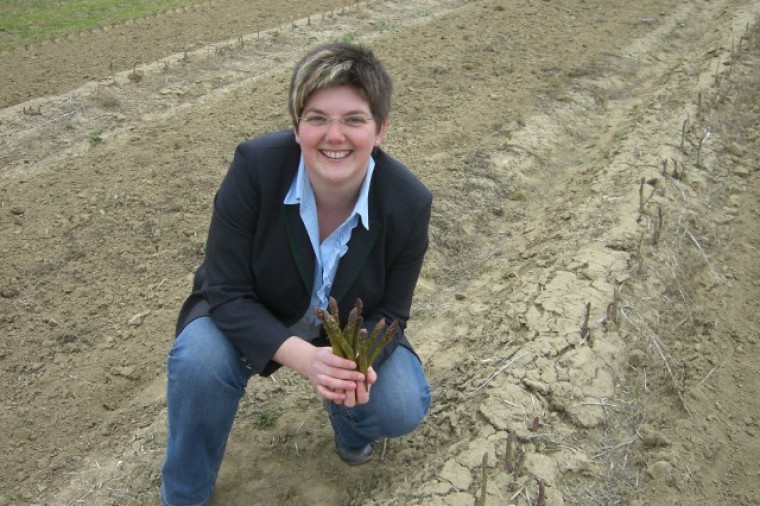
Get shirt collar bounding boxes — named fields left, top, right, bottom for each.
left=284, top=154, right=374, bottom=230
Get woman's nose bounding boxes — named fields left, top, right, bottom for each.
left=324, top=119, right=346, bottom=140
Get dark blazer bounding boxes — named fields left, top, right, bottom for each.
left=176, top=131, right=432, bottom=376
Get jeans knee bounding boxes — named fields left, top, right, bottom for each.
left=381, top=385, right=431, bottom=437
left=167, top=318, right=249, bottom=392
left=167, top=348, right=208, bottom=387
left=365, top=346, right=431, bottom=438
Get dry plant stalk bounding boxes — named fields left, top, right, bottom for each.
left=652, top=204, right=663, bottom=246
left=635, top=231, right=646, bottom=274
left=662, top=158, right=682, bottom=180
left=534, top=479, right=545, bottom=506
left=470, top=350, right=528, bottom=395
left=128, top=62, right=143, bottom=82
left=580, top=301, right=591, bottom=345
left=672, top=157, right=684, bottom=180
left=513, top=447, right=525, bottom=475
left=638, top=177, right=657, bottom=215
left=23, top=105, right=42, bottom=116
left=697, top=92, right=702, bottom=120
left=696, top=129, right=711, bottom=168
left=714, top=59, right=722, bottom=88
left=504, top=431, right=515, bottom=472
left=504, top=431, right=526, bottom=478
left=606, top=285, right=621, bottom=325
left=478, top=453, right=488, bottom=506
left=315, top=296, right=397, bottom=378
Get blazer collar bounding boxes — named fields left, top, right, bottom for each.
left=284, top=205, right=314, bottom=292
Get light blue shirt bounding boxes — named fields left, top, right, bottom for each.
left=284, top=154, right=375, bottom=338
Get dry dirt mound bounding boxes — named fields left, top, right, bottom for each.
left=2, top=0, right=759, bottom=505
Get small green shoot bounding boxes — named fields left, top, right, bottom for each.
left=255, top=410, right=279, bottom=429
left=340, top=32, right=357, bottom=43
left=376, top=21, right=399, bottom=32
left=88, top=132, right=103, bottom=147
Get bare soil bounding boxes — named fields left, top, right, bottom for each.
left=2, top=0, right=759, bottom=505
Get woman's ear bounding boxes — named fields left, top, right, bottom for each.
left=375, top=117, right=389, bottom=146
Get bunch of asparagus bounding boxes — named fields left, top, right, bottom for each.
left=314, top=296, right=398, bottom=375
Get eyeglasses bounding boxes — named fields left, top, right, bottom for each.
left=298, top=114, right=374, bottom=129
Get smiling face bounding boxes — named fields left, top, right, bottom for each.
left=295, top=85, right=387, bottom=198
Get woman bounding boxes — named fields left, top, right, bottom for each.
left=160, top=42, right=432, bottom=506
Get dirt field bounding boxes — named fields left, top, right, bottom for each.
left=2, top=0, right=760, bottom=505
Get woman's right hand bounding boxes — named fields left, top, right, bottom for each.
left=273, top=337, right=371, bottom=406
left=306, top=346, right=367, bottom=406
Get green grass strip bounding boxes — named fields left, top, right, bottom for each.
left=0, top=0, right=198, bottom=50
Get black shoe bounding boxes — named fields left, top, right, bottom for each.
left=335, top=441, right=374, bottom=465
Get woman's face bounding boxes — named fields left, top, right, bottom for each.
left=295, top=85, right=387, bottom=195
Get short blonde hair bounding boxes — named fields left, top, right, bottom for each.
left=288, top=43, right=392, bottom=130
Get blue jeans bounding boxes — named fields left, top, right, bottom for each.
left=160, top=316, right=430, bottom=506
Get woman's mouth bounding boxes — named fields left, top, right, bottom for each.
left=321, top=150, right=352, bottom=160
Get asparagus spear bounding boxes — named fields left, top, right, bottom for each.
left=367, top=319, right=398, bottom=366
left=328, top=296, right=340, bottom=320
left=351, top=315, right=364, bottom=353
left=315, top=308, right=353, bottom=359
left=344, top=298, right=363, bottom=352
left=357, top=328, right=369, bottom=375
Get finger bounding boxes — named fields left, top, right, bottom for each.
left=320, top=366, right=365, bottom=384
left=366, top=367, right=378, bottom=386
left=319, top=347, right=358, bottom=370
left=355, top=380, right=370, bottom=405
left=317, top=385, right=346, bottom=402
left=318, top=375, right=359, bottom=392
left=343, top=390, right=357, bottom=408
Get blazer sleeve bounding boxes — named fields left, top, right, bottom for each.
left=373, top=193, right=430, bottom=321
left=370, top=199, right=431, bottom=368
left=202, top=141, right=295, bottom=374
left=349, top=155, right=433, bottom=369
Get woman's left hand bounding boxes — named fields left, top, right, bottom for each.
left=339, top=366, right=377, bottom=408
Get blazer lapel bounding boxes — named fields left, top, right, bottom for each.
left=332, top=219, right=382, bottom=303
left=283, top=205, right=315, bottom=292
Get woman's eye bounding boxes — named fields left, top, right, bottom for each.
left=304, top=115, right=328, bottom=125
left=344, top=116, right=367, bottom=126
